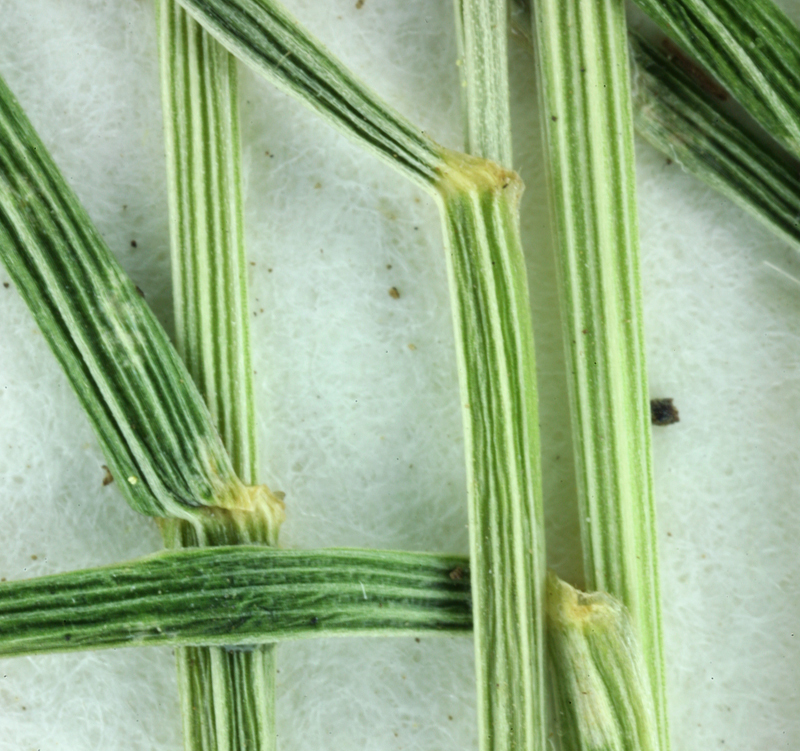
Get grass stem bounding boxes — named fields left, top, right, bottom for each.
left=168, top=6, right=550, bottom=749
left=530, top=1, right=669, bottom=746
left=451, top=2, right=546, bottom=748
left=156, top=3, right=280, bottom=748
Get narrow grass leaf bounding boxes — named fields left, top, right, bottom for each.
left=633, top=0, right=800, bottom=160
left=0, top=547, right=472, bottom=656
left=0, top=71, right=259, bottom=522
left=175, top=0, right=446, bottom=189
left=631, top=32, right=800, bottom=250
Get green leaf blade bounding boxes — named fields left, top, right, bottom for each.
left=631, top=31, right=800, bottom=251
left=0, top=547, right=473, bottom=657
left=634, top=0, right=800, bottom=159
left=176, top=0, right=446, bottom=189
left=0, top=72, right=249, bottom=521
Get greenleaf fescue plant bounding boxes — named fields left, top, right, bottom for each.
left=174, top=3, right=549, bottom=750
left=3, top=0, right=800, bottom=749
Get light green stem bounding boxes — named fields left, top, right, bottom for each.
left=159, top=5, right=550, bottom=748
left=530, top=1, right=668, bottom=747
left=0, top=547, right=472, bottom=657
left=156, top=3, right=280, bottom=749
left=437, top=153, right=545, bottom=751
left=454, top=0, right=513, bottom=167
left=452, top=2, right=545, bottom=749
left=159, top=1, right=256, bottom=481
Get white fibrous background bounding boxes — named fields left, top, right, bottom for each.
left=0, top=0, right=798, bottom=749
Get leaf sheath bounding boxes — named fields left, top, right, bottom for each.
left=546, top=573, right=659, bottom=751
left=437, top=157, right=545, bottom=751
left=450, top=4, right=545, bottom=750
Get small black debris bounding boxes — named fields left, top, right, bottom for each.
left=650, top=398, right=679, bottom=426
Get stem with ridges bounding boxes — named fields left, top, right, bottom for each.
left=176, top=0, right=447, bottom=189
left=0, top=547, right=473, bottom=657
left=530, top=0, right=669, bottom=747
left=166, top=8, right=550, bottom=751
left=451, top=2, right=545, bottom=750
left=156, top=3, right=281, bottom=749
left=453, top=0, right=513, bottom=167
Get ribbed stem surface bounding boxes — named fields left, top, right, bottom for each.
left=437, top=152, right=545, bottom=751
left=530, top=1, right=668, bottom=747
left=160, top=1, right=256, bottom=479
left=157, top=3, right=279, bottom=749
left=0, top=547, right=472, bottom=657
left=450, top=4, right=545, bottom=750
left=157, top=7, right=550, bottom=749
left=454, top=0, right=513, bottom=167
